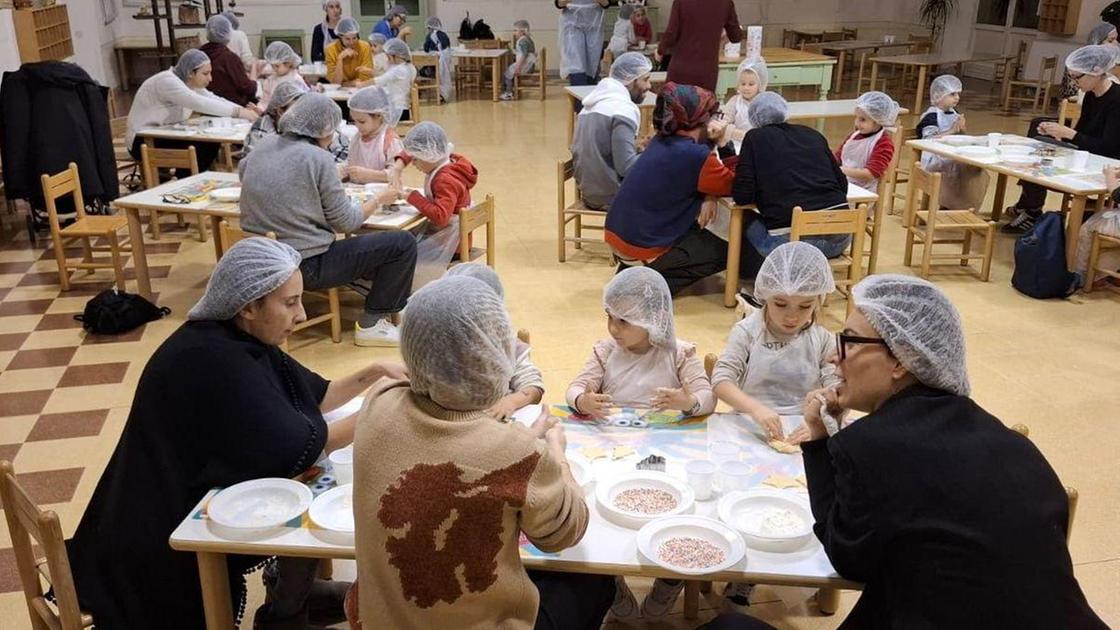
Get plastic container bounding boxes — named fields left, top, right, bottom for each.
left=329, top=446, right=354, bottom=485
left=685, top=460, right=716, bottom=500
left=718, top=461, right=753, bottom=493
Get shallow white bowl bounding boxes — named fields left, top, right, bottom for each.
left=637, top=515, right=746, bottom=576
left=596, top=471, right=695, bottom=529
left=941, top=134, right=977, bottom=146
left=718, top=489, right=814, bottom=553
left=309, top=484, right=354, bottom=533
left=209, top=187, right=241, bottom=202
left=208, top=478, right=312, bottom=529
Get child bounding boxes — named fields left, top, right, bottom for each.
left=422, top=17, right=454, bottom=103
left=444, top=263, right=545, bottom=418
left=916, top=74, right=989, bottom=210
left=243, top=81, right=304, bottom=157
left=607, top=4, right=637, bottom=59
left=631, top=5, right=654, bottom=45
left=1075, top=164, right=1120, bottom=288
left=834, top=91, right=899, bottom=203
left=722, top=58, right=768, bottom=142
left=500, top=20, right=537, bottom=101
left=260, top=41, right=309, bottom=110
left=369, top=33, right=390, bottom=77
left=222, top=10, right=256, bottom=74
left=375, top=38, right=418, bottom=121
left=565, top=266, right=715, bottom=620
left=711, top=241, right=839, bottom=613
left=343, top=86, right=404, bottom=184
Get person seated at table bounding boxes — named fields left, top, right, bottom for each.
left=240, top=93, right=416, bottom=347
left=126, top=49, right=258, bottom=172
left=244, top=81, right=305, bottom=156
left=444, top=263, right=545, bottom=420
left=374, top=38, right=418, bottom=122
left=65, top=237, right=409, bottom=630
left=722, top=57, right=768, bottom=143
left=327, top=17, right=375, bottom=87
left=571, top=52, right=653, bottom=210
left=261, top=41, right=309, bottom=110
left=222, top=10, right=257, bottom=74
left=420, top=17, right=454, bottom=103
left=606, top=82, right=738, bottom=294
left=1004, top=45, right=1120, bottom=232
left=915, top=74, right=990, bottom=213
left=631, top=5, right=654, bottom=44
left=606, top=4, right=637, bottom=59
left=371, top=3, right=412, bottom=42
left=1074, top=164, right=1120, bottom=288
left=347, top=275, right=614, bottom=630
left=369, top=33, right=390, bottom=76
left=834, top=90, right=899, bottom=206
left=311, top=0, right=342, bottom=64
left=800, top=274, right=1108, bottom=629
left=1087, top=21, right=1120, bottom=72
left=421, top=16, right=450, bottom=78
left=565, top=267, right=715, bottom=620
left=501, top=19, right=538, bottom=101
left=342, top=86, right=405, bottom=184
left=732, top=91, right=850, bottom=272
left=200, top=15, right=258, bottom=107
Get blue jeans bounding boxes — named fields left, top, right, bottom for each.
left=299, top=232, right=417, bottom=326
left=745, top=220, right=852, bottom=259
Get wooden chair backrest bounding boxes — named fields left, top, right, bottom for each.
left=558, top=158, right=581, bottom=209
left=110, top=117, right=128, bottom=141
left=821, top=30, right=846, bottom=42
left=517, top=329, right=531, bottom=344
left=790, top=206, right=867, bottom=241
left=841, top=27, right=858, bottom=40
left=1058, top=98, right=1081, bottom=127
left=140, top=145, right=199, bottom=189
left=907, top=162, right=945, bottom=220
left=703, top=353, right=717, bottom=378
left=537, top=48, right=548, bottom=83
left=460, top=193, right=494, bottom=235
left=1007, top=424, right=1078, bottom=543
left=1039, top=55, right=1058, bottom=83
left=1013, top=39, right=1029, bottom=75
left=218, top=220, right=277, bottom=256
left=40, top=163, right=86, bottom=231
left=909, top=41, right=933, bottom=55
left=465, top=39, right=503, bottom=50
left=0, top=460, right=86, bottom=629
left=908, top=33, right=932, bottom=43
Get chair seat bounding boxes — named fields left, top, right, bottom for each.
left=565, top=200, right=604, bottom=215
left=35, top=559, right=95, bottom=626
left=60, top=215, right=129, bottom=236
left=915, top=210, right=988, bottom=228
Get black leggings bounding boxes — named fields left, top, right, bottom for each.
left=1012, top=116, right=1078, bottom=210
left=129, top=137, right=222, bottom=177
left=528, top=570, right=615, bottom=630
left=625, top=225, right=765, bottom=296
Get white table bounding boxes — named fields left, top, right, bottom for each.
left=135, top=117, right=250, bottom=172
left=452, top=48, right=512, bottom=102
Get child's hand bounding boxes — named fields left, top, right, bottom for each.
left=652, top=383, right=695, bottom=413
left=486, top=395, right=522, bottom=421
left=1103, top=165, right=1120, bottom=190
left=787, top=424, right=811, bottom=444
left=577, top=391, right=612, bottom=418
left=545, top=424, right=568, bottom=457
left=750, top=405, right=783, bottom=441
left=375, top=188, right=399, bottom=205
left=697, top=198, right=717, bottom=228
left=956, top=115, right=967, bottom=132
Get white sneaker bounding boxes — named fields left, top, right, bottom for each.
left=354, top=319, right=399, bottom=347
left=608, top=576, right=639, bottom=620
left=640, top=578, right=685, bottom=618
left=720, top=582, right=755, bottom=614
left=499, top=92, right=514, bottom=101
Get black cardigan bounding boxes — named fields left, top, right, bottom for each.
left=802, top=385, right=1107, bottom=629
left=1071, top=82, right=1120, bottom=158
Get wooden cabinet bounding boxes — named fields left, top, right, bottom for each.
left=13, top=4, right=73, bottom=63
left=1038, top=0, right=1081, bottom=36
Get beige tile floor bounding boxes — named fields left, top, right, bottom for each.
left=0, top=78, right=1117, bottom=629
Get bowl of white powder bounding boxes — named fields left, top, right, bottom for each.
left=718, top=488, right=814, bottom=552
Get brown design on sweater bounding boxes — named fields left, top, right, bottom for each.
left=378, top=453, right=542, bottom=608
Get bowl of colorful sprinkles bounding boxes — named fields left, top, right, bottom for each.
left=596, top=471, right=695, bottom=529
left=637, top=515, right=746, bottom=576
left=718, top=488, right=814, bottom=553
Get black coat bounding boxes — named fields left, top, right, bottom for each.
left=0, top=61, right=118, bottom=205
left=802, top=385, right=1106, bottom=629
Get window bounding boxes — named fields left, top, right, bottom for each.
left=976, top=0, right=1040, bottom=29
left=977, top=0, right=1011, bottom=26
left=1012, top=0, right=1041, bottom=28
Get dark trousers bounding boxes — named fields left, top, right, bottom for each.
left=1013, top=116, right=1074, bottom=210
left=528, top=570, right=615, bottom=630
left=697, top=613, right=779, bottom=630
left=129, top=137, right=221, bottom=177
left=253, top=557, right=348, bottom=629
left=299, top=231, right=417, bottom=326
left=631, top=225, right=765, bottom=295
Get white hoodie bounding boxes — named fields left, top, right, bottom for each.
left=579, top=77, right=640, bottom=129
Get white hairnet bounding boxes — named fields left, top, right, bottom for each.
left=619, top=4, right=635, bottom=19
left=852, top=274, right=970, bottom=397
left=205, top=15, right=232, bottom=45
left=854, top=90, right=900, bottom=127
left=929, top=74, right=962, bottom=104
left=426, top=16, right=442, bottom=30
left=1088, top=22, right=1116, bottom=45
left=445, top=263, right=504, bottom=298
left=322, top=0, right=341, bottom=10
left=384, top=38, right=411, bottom=61
left=514, top=19, right=531, bottom=31
left=347, top=85, right=402, bottom=125
left=188, top=237, right=302, bottom=321
left=221, top=10, right=240, bottom=30
left=736, top=57, right=769, bottom=91
left=369, top=33, right=388, bottom=45
left=172, top=49, right=210, bottom=82
left=1066, top=44, right=1117, bottom=75
left=747, top=91, right=789, bottom=127
left=267, top=81, right=305, bottom=117
left=603, top=267, right=676, bottom=351
left=403, top=121, right=451, bottom=162
left=402, top=276, right=515, bottom=411
left=610, top=51, right=653, bottom=84
left=264, top=41, right=301, bottom=66
left=278, top=92, right=342, bottom=138
left=336, top=17, right=360, bottom=36
left=755, top=241, right=836, bottom=300
left=387, top=4, right=408, bottom=18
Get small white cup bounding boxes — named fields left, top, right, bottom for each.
left=1069, top=150, right=1090, bottom=171
left=987, top=132, right=1002, bottom=148
left=709, top=441, right=740, bottom=465
left=885, top=34, right=896, bottom=44
left=718, top=460, right=753, bottom=493
left=329, top=447, right=354, bottom=485
left=685, top=460, right=716, bottom=500
left=637, top=40, right=646, bottom=49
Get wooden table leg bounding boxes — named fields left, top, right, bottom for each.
left=1066, top=195, right=1087, bottom=269
left=684, top=581, right=700, bottom=619
left=724, top=205, right=744, bottom=308
left=115, top=48, right=128, bottom=93
left=834, top=50, right=846, bottom=94
left=818, top=587, right=841, bottom=615
left=869, top=61, right=879, bottom=93
left=913, top=65, right=928, bottom=118
left=991, top=173, right=1008, bottom=222
left=211, top=215, right=225, bottom=261
left=124, top=207, right=153, bottom=299
left=492, top=58, right=501, bottom=102
left=197, top=552, right=235, bottom=630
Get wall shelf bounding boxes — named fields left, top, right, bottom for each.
left=1037, top=0, right=1081, bottom=36
left=13, top=5, right=73, bottom=63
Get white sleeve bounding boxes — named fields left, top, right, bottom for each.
left=156, top=73, right=241, bottom=118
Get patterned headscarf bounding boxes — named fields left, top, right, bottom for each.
left=653, top=82, right=720, bottom=137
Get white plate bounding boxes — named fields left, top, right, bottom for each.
left=1002, top=154, right=1039, bottom=166
left=208, top=478, right=313, bottom=529
left=957, top=145, right=998, bottom=157
left=999, top=135, right=1036, bottom=146
left=309, top=484, right=354, bottom=533
left=209, top=187, right=241, bottom=202
left=997, top=145, right=1034, bottom=156
left=637, top=515, right=746, bottom=576
left=941, top=134, right=978, bottom=146
left=717, top=488, right=814, bottom=553
left=596, top=471, right=695, bottom=529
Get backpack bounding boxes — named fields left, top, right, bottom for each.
left=472, top=19, right=495, bottom=40
left=459, top=13, right=474, bottom=40
left=1011, top=212, right=1078, bottom=299
left=74, top=289, right=171, bottom=335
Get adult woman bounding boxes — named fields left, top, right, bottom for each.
left=327, top=17, right=376, bottom=87
left=799, top=275, right=1107, bottom=629
left=556, top=0, right=609, bottom=86
left=239, top=94, right=416, bottom=347
left=655, top=0, right=742, bottom=92
left=311, top=0, right=343, bottom=64
left=65, top=238, right=407, bottom=629
left=125, top=49, right=258, bottom=171
left=222, top=10, right=256, bottom=73
left=200, top=15, right=258, bottom=106
left=371, top=4, right=412, bottom=42
left=349, top=276, right=615, bottom=629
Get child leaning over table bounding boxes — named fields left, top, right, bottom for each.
left=564, top=266, right=715, bottom=622
left=916, top=74, right=990, bottom=210
left=1074, top=164, right=1120, bottom=288
left=500, top=20, right=538, bottom=101
left=722, top=57, right=768, bottom=142
left=835, top=91, right=899, bottom=211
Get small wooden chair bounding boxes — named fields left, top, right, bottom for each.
left=514, top=48, right=548, bottom=101
left=41, top=163, right=130, bottom=292
left=140, top=144, right=207, bottom=241
left=902, top=163, right=996, bottom=281
left=841, top=27, right=858, bottom=40
left=109, top=116, right=139, bottom=192
left=1004, top=55, right=1057, bottom=113
left=865, top=127, right=904, bottom=274
left=703, top=353, right=717, bottom=378
left=992, top=40, right=1029, bottom=95
left=557, top=158, right=609, bottom=262
left=888, top=128, right=918, bottom=218
left=0, top=460, right=94, bottom=630
left=1085, top=232, right=1120, bottom=292
left=458, top=194, right=496, bottom=266
left=1008, top=425, right=1079, bottom=543
left=413, top=53, right=441, bottom=103
left=218, top=221, right=342, bottom=348
left=791, top=205, right=868, bottom=314
left=1058, top=96, right=1082, bottom=128
left=399, top=85, right=422, bottom=130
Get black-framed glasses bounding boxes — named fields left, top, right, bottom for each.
left=161, top=193, right=191, bottom=205
left=836, top=332, right=889, bottom=361
left=1068, top=71, right=1087, bottom=81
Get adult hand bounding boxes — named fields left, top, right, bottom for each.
left=1104, top=165, right=1120, bottom=191
left=802, top=387, right=844, bottom=441
left=750, top=405, right=783, bottom=441
left=238, top=107, right=260, bottom=123
left=577, top=391, right=612, bottom=418
left=653, top=49, right=663, bottom=64
left=529, top=413, right=558, bottom=438
left=340, top=47, right=356, bottom=60
left=652, top=383, right=694, bottom=412
left=376, top=187, right=400, bottom=205
left=1040, top=121, right=1075, bottom=141
left=707, top=117, right=730, bottom=145
left=486, top=395, right=522, bottom=421
left=697, top=198, right=717, bottom=228
left=787, top=424, right=811, bottom=445
left=399, top=25, right=413, bottom=38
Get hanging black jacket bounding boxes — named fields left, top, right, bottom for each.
left=0, top=61, right=117, bottom=206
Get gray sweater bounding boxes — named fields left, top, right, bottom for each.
left=239, top=134, right=364, bottom=258
left=571, top=112, right=639, bottom=210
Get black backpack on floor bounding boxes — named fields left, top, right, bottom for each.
left=75, top=289, right=171, bottom=335
left=1011, top=212, right=1078, bottom=299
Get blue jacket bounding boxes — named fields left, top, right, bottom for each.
left=371, top=19, right=398, bottom=40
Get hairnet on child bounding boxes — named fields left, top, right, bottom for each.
left=514, top=19, right=531, bottom=31
left=278, top=92, right=342, bottom=138
left=267, top=82, right=305, bottom=117
left=736, top=57, right=769, bottom=91
left=747, top=91, right=789, bottom=128
left=852, top=274, right=970, bottom=397
left=264, top=41, right=301, bottom=66
left=1088, top=22, right=1117, bottom=45
left=619, top=4, right=635, bottom=19
left=403, top=121, right=451, bottom=162
left=205, top=15, right=232, bottom=44
left=384, top=38, right=412, bottom=61
left=603, top=267, right=676, bottom=351
left=188, top=238, right=302, bottom=321
left=1066, top=44, right=1118, bottom=75
left=173, top=49, right=210, bottom=82
left=370, top=33, right=388, bottom=46
left=445, top=263, right=504, bottom=299
left=929, top=74, right=962, bottom=104
left=426, top=16, right=442, bottom=30
left=221, top=10, right=240, bottom=30
left=610, top=52, right=653, bottom=85
left=402, top=276, right=515, bottom=411
left=754, top=241, right=836, bottom=301
left=854, top=91, right=901, bottom=127
left=347, top=85, right=402, bottom=125
left=336, top=17, right=360, bottom=36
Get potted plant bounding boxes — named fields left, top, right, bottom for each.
left=919, top=0, right=958, bottom=46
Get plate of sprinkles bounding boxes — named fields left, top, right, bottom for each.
left=637, top=515, right=746, bottom=576
left=596, top=471, right=694, bottom=529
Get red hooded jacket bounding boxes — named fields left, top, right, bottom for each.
left=402, top=153, right=479, bottom=229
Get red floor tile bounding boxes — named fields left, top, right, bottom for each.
left=0, top=299, right=53, bottom=317
left=0, top=260, right=34, bottom=274
left=57, top=362, right=129, bottom=387
left=0, top=390, right=52, bottom=417
left=26, top=409, right=109, bottom=442
left=34, top=313, right=84, bottom=331
left=15, top=467, right=84, bottom=504
left=0, top=287, right=10, bottom=302
left=6, top=346, right=78, bottom=370
left=0, top=332, right=29, bottom=351
left=0, top=443, right=20, bottom=461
